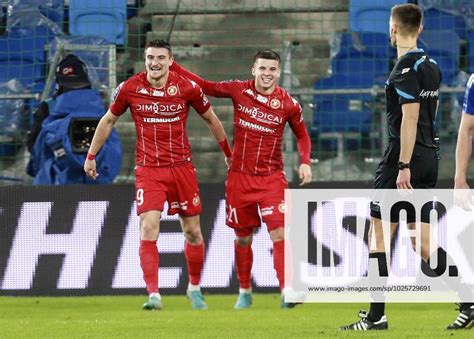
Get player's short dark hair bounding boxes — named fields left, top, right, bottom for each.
left=391, top=3, right=422, bottom=36
left=253, top=49, right=281, bottom=65
left=144, top=39, right=172, bottom=55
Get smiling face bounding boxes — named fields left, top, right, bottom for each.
left=144, top=47, right=172, bottom=86
left=252, top=58, right=281, bottom=94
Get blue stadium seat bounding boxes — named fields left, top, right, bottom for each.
left=69, top=0, right=127, bottom=45
left=349, top=0, right=403, bottom=34
left=312, top=74, right=373, bottom=136
left=333, top=32, right=391, bottom=87
left=0, top=25, right=58, bottom=87
left=419, top=30, right=460, bottom=85
left=422, top=8, right=467, bottom=40
left=338, top=31, right=391, bottom=59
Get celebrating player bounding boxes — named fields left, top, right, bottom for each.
left=171, top=49, right=312, bottom=309
left=84, top=39, right=232, bottom=311
left=340, top=4, right=473, bottom=330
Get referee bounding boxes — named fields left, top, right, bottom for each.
left=340, top=3, right=473, bottom=331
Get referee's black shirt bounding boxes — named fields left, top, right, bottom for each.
left=385, top=48, right=442, bottom=148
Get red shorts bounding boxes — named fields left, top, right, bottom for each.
left=225, top=170, right=288, bottom=237
left=135, top=163, right=202, bottom=216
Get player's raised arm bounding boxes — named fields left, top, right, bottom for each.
left=170, top=60, right=235, bottom=98
left=84, top=109, right=120, bottom=179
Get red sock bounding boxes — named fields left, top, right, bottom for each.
left=184, top=241, right=205, bottom=285
left=273, top=240, right=288, bottom=291
left=235, top=241, right=253, bottom=289
left=139, top=240, right=159, bottom=294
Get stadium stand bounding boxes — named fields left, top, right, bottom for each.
left=0, top=0, right=473, bottom=183
left=69, top=0, right=127, bottom=44
left=422, top=7, right=467, bottom=40
left=469, top=31, right=474, bottom=73
left=419, top=30, right=460, bottom=85
left=349, top=0, right=402, bottom=34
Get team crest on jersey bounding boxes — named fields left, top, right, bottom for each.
left=193, top=195, right=200, bottom=206
left=167, top=85, right=178, bottom=96
left=278, top=202, right=286, bottom=213
left=152, top=90, right=165, bottom=97
left=270, top=98, right=280, bottom=109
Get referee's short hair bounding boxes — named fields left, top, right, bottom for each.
left=391, top=3, right=423, bottom=36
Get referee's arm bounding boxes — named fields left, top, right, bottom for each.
left=397, top=102, right=420, bottom=190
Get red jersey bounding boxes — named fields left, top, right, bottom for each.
left=172, top=63, right=311, bottom=176
left=109, top=71, right=211, bottom=167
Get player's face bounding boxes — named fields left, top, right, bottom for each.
left=145, top=47, right=172, bottom=82
left=252, top=58, right=281, bottom=92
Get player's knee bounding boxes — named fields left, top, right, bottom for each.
left=140, top=221, right=159, bottom=239
left=183, top=227, right=202, bottom=244
left=269, top=227, right=284, bottom=242
left=235, top=235, right=252, bottom=246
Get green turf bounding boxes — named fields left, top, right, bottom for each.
left=0, top=295, right=471, bottom=338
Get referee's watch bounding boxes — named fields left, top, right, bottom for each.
left=397, top=161, right=410, bottom=170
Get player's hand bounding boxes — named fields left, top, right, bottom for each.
left=225, top=157, right=232, bottom=169
left=84, top=159, right=99, bottom=180
left=396, top=168, right=413, bottom=194
left=454, top=181, right=473, bottom=211
left=298, top=163, right=312, bottom=186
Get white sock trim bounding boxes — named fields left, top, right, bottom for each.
left=149, top=292, right=161, bottom=299
left=239, top=288, right=252, bottom=294
left=187, top=283, right=201, bottom=292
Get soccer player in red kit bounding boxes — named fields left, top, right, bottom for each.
left=84, top=40, right=232, bottom=310
left=171, top=49, right=312, bottom=309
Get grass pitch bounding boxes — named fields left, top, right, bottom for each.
left=0, top=294, right=472, bottom=338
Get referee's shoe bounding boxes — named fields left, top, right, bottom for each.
left=340, top=310, right=388, bottom=331
left=447, top=304, right=473, bottom=330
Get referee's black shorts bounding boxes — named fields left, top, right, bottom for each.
left=370, top=140, right=438, bottom=223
